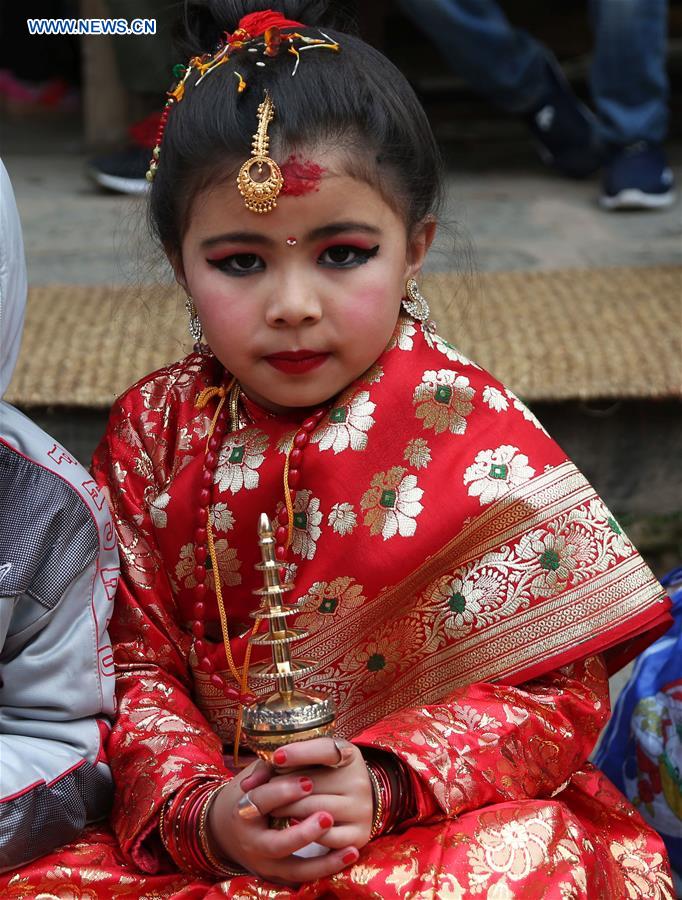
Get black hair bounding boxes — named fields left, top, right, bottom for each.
left=150, top=0, right=443, bottom=261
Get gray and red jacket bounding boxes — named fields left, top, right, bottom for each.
left=0, top=405, right=118, bottom=871
left=0, top=157, right=118, bottom=871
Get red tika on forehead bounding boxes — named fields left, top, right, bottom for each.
left=281, top=155, right=324, bottom=197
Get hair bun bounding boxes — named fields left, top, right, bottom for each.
left=179, top=1, right=336, bottom=56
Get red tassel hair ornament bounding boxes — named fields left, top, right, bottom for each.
left=234, top=11, right=304, bottom=38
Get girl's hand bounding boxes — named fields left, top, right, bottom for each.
left=250, top=737, right=374, bottom=852
left=207, top=759, right=360, bottom=885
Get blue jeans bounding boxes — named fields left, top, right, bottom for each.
left=398, top=0, right=669, bottom=146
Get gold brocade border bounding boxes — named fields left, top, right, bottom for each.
left=292, top=461, right=667, bottom=738
left=337, top=557, right=663, bottom=737
left=293, top=462, right=592, bottom=669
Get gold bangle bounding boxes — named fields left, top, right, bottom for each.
left=198, top=783, right=245, bottom=878
left=158, top=798, right=171, bottom=852
left=366, top=763, right=384, bottom=840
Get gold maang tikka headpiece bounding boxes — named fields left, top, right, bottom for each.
left=237, top=91, right=284, bottom=214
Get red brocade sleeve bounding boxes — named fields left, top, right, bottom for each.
left=92, top=399, right=228, bottom=874
left=354, top=654, right=610, bottom=826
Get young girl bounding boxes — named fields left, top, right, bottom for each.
left=5, top=1, right=674, bottom=896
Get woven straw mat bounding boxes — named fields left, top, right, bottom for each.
left=5, top=266, right=681, bottom=408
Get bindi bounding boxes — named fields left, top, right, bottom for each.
left=280, top=154, right=324, bottom=197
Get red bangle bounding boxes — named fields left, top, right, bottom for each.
left=198, top=783, right=244, bottom=877
left=160, top=778, right=242, bottom=878
left=363, top=751, right=414, bottom=836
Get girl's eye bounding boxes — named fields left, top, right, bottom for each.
left=209, top=253, right=264, bottom=275
left=318, top=244, right=380, bottom=268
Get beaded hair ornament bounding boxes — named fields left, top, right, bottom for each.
left=146, top=9, right=340, bottom=214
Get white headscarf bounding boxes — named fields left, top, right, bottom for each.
left=0, top=158, right=27, bottom=399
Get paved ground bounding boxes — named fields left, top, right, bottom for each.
left=1, top=115, right=680, bottom=284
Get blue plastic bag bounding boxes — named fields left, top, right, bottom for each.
left=595, top=567, right=682, bottom=890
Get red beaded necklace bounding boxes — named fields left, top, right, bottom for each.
left=192, top=374, right=327, bottom=760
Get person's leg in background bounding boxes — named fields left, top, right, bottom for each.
left=395, top=0, right=604, bottom=176
left=88, top=0, right=178, bottom=194
left=590, top=0, right=675, bottom=208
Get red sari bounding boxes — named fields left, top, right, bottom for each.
left=3, top=318, right=674, bottom=898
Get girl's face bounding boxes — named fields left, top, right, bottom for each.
left=178, top=153, right=435, bottom=414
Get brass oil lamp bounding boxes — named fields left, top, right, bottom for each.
left=242, top=514, right=336, bottom=760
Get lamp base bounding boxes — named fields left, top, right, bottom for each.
left=242, top=689, right=336, bottom=761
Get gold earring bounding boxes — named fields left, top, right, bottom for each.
left=402, top=277, right=431, bottom=322
left=185, top=296, right=203, bottom=344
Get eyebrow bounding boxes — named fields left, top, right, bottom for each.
left=200, top=221, right=382, bottom=249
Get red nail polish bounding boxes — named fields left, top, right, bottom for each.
left=342, top=850, right=357, bottom=865
left=300, top=777, right=313, bottom=792
left=273, top=749, right=287, bottom=765
left=318, top=812, right=334, bottom=829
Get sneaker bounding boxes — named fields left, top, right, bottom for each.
left=87, top=111, right=162, bottom=195
left=87, top=145, right=151, bottom=195
left=525, top=62, right=604, bottom=178
left=600, top=142, right=675, bottom=210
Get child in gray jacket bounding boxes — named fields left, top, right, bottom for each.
left=0, top=158, right=118, bottom=871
